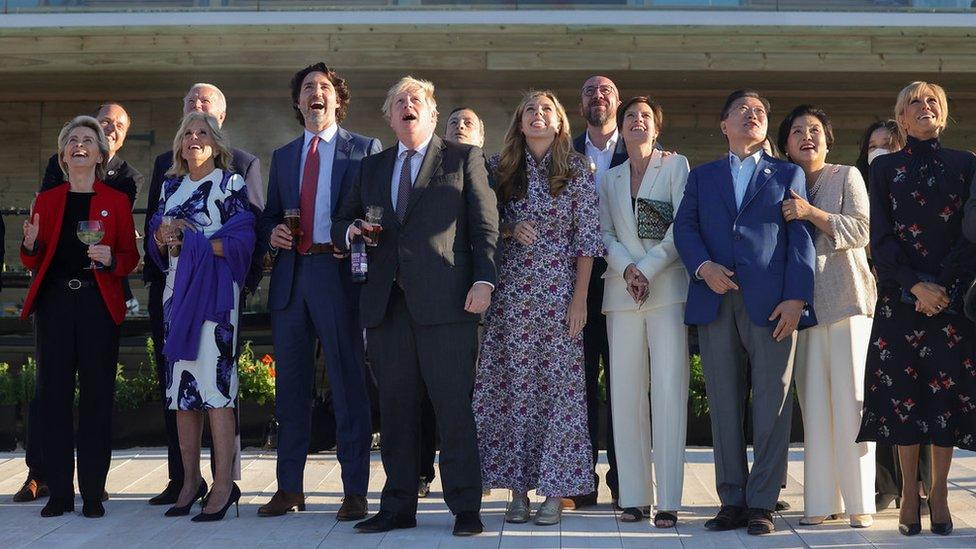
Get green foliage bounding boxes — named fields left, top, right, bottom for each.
left=114, top=363, right=159, bottom=411
left=0, top=363, right=19, bottom=405
left=238, top=341, right=276, bottom=406
left=688, top=354, right=709, bottom=417
left=21, top=357, right=36, bottom=405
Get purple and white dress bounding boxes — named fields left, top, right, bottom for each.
left=474, top=151, right=605, bottom=497
left=160, top=168, right=248, bottom=410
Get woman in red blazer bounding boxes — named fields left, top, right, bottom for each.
left=20, top=116, right=138, bottom=519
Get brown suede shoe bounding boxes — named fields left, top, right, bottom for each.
left=13, top=478, right=49, bottom=503
left=257, top=490, right=306, bottom=517
left=336, top=495, right=368, bottom=521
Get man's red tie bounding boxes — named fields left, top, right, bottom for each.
left=298, top=136, right=320, bottom=254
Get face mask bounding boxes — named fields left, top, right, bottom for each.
left=867, top=148, right=891, bottom=165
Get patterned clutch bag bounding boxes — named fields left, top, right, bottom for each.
left=636, top=198, right=674, bottom=240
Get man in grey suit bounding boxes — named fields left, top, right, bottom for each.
left=333, top=76, right=497, bottom=537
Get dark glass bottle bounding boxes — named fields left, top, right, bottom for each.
left=351, top=229, right=368, bottom=284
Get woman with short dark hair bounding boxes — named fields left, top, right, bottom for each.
left=777, top=105, right=877, bottom=528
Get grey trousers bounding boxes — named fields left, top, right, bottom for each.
left=698, top=290, right=797, bottom=511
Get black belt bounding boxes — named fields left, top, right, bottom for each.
left=303, top=243, right=337, bottom=255
left=52, top=277, right=96, bottom=290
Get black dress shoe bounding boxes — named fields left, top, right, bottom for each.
left=746, top=508, right=775, bottom=535
left=453, top=511, right=483, bottom=536
left=13, top=477, right=49, bottom=503
left=148, top=481, right=182, bottom=506
left=82, top=500, right=105, bottom=518
left=561, top=490, right=598, bottom=510
left=354, top=510, right=417, bottom=533
left=41, top=497, right=75, bottom=517
left=704, top=505, right=746, bottom=531
left=774, top=500, right=790, bottom=512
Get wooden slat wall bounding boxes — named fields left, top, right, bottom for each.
left=2, top=22, right=976, bottom=264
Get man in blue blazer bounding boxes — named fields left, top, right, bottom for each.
left=257, top=63, right=381, bottom=521
left=674, top=90, right=816, bottom=536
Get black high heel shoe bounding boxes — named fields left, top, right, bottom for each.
left=40, top=497, right=74, bottom=518
left=898, top=500, right=921, bottom=536
left=930, top=497, right=954, bottom=535
left=165, top=480, right=208, bottom=517
left=191, top=483, right=240, bottom=522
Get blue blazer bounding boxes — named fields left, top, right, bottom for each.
left=259, top=126, right=382, bottom=311
left=673, top=153, right=817, bottom=328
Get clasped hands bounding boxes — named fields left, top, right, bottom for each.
left=911, top=281, right=949, bottom=317
left=154, top=218, right=194, bottom=246
left=624, top=264, right=649, bottom=306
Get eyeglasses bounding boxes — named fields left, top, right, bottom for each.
left=582, top=85, right=617, bottom=98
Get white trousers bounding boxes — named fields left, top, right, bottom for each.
left=608, top=302, right=688, bottom=510
left=795, top=315, right=876, bottom=516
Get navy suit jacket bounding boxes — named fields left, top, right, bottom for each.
left=259, top=126, right=382, bottom=311
left=673, top=153, right=817, bottom=328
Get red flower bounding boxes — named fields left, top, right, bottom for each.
left=268, top=366, right=276, bottom=378
left=261, top=354, right=274, bottom=365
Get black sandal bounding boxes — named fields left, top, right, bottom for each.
left=654, top=511, right=678, bottom=528
left=620, top=507, right=645, bottom=522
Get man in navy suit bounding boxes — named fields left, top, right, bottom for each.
left=674, top=89, right=816, bottom=536
left=257, top=63, right=381, bottom=521
left=143, top=82, right=264, bottom=506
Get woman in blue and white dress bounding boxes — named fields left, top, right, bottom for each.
left=149, top=112, right=255, bottom=522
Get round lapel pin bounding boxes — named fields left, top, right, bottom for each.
left=107, top=170, right=116, bottom=177
left=100, top=210, right=109, bottom=217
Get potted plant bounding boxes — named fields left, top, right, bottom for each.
left=237, top=341, right=276, bottom=447
left=112, top=342, right=163, bottom=447
left=0, top=363, right=19, bottom=450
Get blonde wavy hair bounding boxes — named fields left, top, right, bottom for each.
left=894, top=81, right=949, bottom=141
left=381, top=75, right=438, bottom=123
left=57, top=115, right=110, bottom=181
left=496, top=90, right=579, bottom=204
left=167, top=112, right=233, bottom=178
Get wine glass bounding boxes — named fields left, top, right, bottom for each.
left=77, top=220, right=105, bottom=270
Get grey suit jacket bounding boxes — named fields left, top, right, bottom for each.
left=333, top=134, right=498, bottom=328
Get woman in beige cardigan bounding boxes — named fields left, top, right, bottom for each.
left=778, top=105, right=877, bottom=528
left=598, top=97, right=689, bottom=527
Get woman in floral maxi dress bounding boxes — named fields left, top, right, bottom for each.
left=474, top=90, right=604, bottom=526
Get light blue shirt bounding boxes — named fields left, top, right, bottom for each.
left=391, top=133, right=434, bottom=207
left=728, top=149, right=762, bottom=210
left=300, top=125, right=338, bottom=244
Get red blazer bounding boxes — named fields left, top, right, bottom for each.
left=21, top=181, right=139, bottom=325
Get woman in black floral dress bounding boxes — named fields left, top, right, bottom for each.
left=857, top=81, right=976, bottom=537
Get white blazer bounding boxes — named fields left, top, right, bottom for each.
left=598, top=150, right=690, bottom=313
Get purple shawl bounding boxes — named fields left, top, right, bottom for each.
left=147, top=209, right=256, bottom=362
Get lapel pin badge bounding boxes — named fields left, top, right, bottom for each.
left=763, top=168, right=771, bottom=174
left=107, top=170, right=116, bottom=176
left=100, top=210, right=109, bottom=217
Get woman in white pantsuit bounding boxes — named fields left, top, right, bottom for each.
left=599, top=96, right=690, bottom=528
left=778, top=105, right=877, bottom=528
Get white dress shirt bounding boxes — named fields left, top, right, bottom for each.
left=585, top=129, right=619, bottom=192
left=695, top=149, right=764, bottom=279
left=300, top=124, right=338, bottom=244
left=729, top=149, right=762, bottom=210
left=391, top=134, right=434, bottom=207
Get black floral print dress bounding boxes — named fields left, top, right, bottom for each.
left=857, top=137, right=976, bottom=450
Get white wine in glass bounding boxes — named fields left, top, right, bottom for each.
left=77, top=220, right=105, bottom=270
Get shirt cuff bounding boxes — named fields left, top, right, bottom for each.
left=474, top=280, right=495, bottom=290
left=694, top=260, right=710, bottom=280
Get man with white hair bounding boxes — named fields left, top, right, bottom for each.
left=334, top=76, right=497, bottom=536
left=143, top=82, right=264, bottom=506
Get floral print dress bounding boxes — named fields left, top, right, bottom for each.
left=473, top=151, right=605, bottom=496
left=160, top=168, right=249, bottom=410
left=857, top=137, right=976, bottom=450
